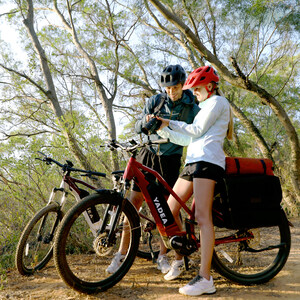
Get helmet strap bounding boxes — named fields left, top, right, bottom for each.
left=205, top=82, right=217, bottom=99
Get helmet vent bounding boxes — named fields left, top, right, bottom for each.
left=182, top=65, right=219, bottom=90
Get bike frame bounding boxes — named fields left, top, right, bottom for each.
left=123, top=156, right=193, bottom=238
left=123, top=155, right=254, bottom=248
left=46, top=172, right=101, bottom=235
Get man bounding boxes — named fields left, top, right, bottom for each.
left=106, top=64, right=200, bottom=274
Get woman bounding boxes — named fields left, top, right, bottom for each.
left=156, top=65, right=233, bottom=296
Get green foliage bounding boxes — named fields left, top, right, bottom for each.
left=0, top=270, right=7, bottom=291
left=0, top=231, right=19, bottom=272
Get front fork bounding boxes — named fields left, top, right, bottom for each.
left=36, top=182, right=67, bottom=241
left=98, top=189, right=130, bottom=247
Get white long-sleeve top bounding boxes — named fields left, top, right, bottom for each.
left=157, top=95, right=231, bottom=169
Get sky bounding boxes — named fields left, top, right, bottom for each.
left=0, top=3, right=26, bottom=60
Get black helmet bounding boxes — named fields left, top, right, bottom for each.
left=160, top=64, right=186, bottom=87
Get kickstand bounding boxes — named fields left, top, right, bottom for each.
left=147, top=232, right=156, bottom=263
left=184, top=256, right=190, bottom=271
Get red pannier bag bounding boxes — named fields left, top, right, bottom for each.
left=225, top=157, right=274, bottom=176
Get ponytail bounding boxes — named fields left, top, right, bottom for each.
left=215, top=87, right=234, bottom=140
left=227, top=108, right=234, bottom=140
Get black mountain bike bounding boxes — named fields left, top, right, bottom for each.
left=15, top=152, right=160, bottom=275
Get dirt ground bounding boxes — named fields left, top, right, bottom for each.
left=1, top=218, right=299, bottom=300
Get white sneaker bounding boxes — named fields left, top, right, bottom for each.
left=179, top=275, right=216, bottom=296
left=164, top=259, right=184, bottom=281
left=157, top=255, right=171, bottom=274
left=106, top=252, right=125, bottom=274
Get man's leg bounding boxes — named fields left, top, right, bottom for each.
left=106, top=190, right=144, bottom=273
left=119, top=190, right=144, bottom=254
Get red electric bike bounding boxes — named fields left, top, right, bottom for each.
left=53, top=139, right=291, bottom=294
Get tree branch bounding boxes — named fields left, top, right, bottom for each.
left=0, top=63, right=48, bottom=95
left=0, top=130, right=53, bottom=141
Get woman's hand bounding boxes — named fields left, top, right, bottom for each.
left=156, top=116, right=170, bottom=130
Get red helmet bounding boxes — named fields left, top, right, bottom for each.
left=182, top=66, right=219, bottom=90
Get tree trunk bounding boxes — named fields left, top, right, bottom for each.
left=22, top=0, right=96, bottom=174
left=54, top=2, right=119, bottom=171
left=228, top=100, right=272, bottom=160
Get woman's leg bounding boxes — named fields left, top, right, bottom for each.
left=166, top=177, right=193, bottom=260
left=193, top=178, right=216, bottom=280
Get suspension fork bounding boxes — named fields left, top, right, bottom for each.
left=38, top=207, right=62, bottom=243
left=97, top=192, right=129, bottom=246
left=107, top=196, right=127, bottom=246
left=37, top=181, right=67, bottom=240
left=99, top=204, right=114, bottom=233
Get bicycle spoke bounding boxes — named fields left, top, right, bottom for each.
left=54, top=192, right=141, bottom=293
left=22, top=212, right=57, bottom=270
left=16, top=204, right=62, bottom=275
left=213, top=213, right=291, bottom=284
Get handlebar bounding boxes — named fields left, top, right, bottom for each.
left=36, top=151, right=106, bottom=178
left=107, top=138, right=169, bottom=153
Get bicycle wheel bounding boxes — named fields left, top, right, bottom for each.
left=54, top=190, right=141, bottom=294
left=213, top=209, right=291, bottom=284
left=15, top=203, right=62, bottom=275
left=137, top=203, right=161, bottom=260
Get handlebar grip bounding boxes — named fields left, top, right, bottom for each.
left=92, top=171, right=106, bottom=177
left=72, top=168, right=106, bottom=177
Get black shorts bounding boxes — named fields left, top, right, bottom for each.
left=132, top=148, right=181, bottom=192
left=180, top=161, right=225, bottom=182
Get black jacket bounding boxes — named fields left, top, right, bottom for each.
left=135, top=90, right=200, bottom=156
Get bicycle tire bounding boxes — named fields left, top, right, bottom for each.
left=213, top=209, right=291, bottom=284
left=54, top=190, right=141, bottom=294
left=15, top=203, right=63, bottom=275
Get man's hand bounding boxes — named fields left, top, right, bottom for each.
left=146, top=114, right=155, bottom=123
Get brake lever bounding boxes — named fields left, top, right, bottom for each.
left=107, top=139, right=119, bottom=151
left=35, top=157, right=52, bottom=165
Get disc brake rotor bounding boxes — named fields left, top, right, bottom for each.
left=93, top=232, right=114, bottom=256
